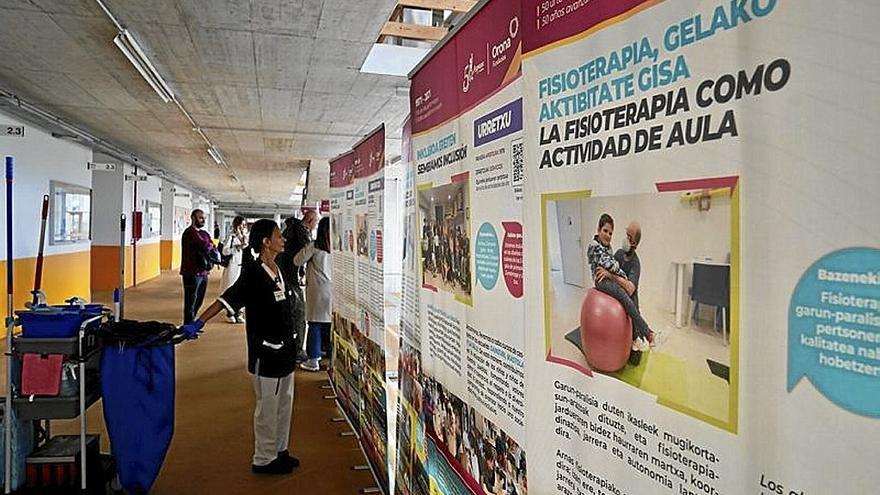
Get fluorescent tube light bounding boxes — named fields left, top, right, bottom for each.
left=113, top=29, right=174, bottom=103
left=207, top=145, right=223, bottom=165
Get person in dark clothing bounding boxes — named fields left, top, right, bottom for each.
left=180, top=209, right=217, bottom=324
left=182, top=219, right=305, bottom=475
left=278, top=213, right=315, bottom=362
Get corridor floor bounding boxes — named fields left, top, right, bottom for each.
left=22, top=269, right=375, bottom=494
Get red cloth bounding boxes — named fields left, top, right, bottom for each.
left=21, top=353, right=63, bottom=396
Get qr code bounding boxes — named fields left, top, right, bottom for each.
left=511, top=138, right=524, bottom=186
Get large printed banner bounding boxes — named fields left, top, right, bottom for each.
left=398, top=1, right=529, bottom=494
left=521, top=1, right=879, bottom=495
left=331, top=125, right=391, bottom=492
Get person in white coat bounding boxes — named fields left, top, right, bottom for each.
left=294, top=216, right=332, bottom=371
left=221, top=216, right=247, bottom=323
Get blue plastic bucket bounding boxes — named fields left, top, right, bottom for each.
left=52, top=303, right=104, bottom=315
left=16, top=310, right=83, bottom=338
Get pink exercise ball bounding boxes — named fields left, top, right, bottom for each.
left=579, top=288, right=632, bottom=372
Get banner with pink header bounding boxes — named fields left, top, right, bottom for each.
left=399, top=1, right=528, bottom=493
left=330, top=124, right=391, bottom=493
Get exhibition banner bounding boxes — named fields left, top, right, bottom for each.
left=395, top=117, right=430, bottom=495
left=521, top=1, right=879, bottom=495
left=354, top=124, right=391, bottom=491
left=400, top=1, right=528, bottom=493
left=330, top=124, right=391, bottom=493
left=330, top=150, right=361, bottom=425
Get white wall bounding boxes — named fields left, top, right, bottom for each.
left=0, top=109, right=93, bottom=258
left=579, top=191, right=731, bottom=316
left=91, top=152, right=125, bottom=246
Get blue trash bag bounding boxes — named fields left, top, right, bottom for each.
left=101, top=343, right=175, bottom=494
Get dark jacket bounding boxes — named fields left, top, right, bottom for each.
left=180, top=226, right=215, bottom=277
left=219, top=259, right=305, bottom=377
left=282, top=219, right=311, bottom=272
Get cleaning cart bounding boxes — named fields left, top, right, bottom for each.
left=4, top=302, right=109, bottom=493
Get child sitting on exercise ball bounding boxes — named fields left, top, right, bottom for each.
left=586, top=213, right=652, bottom=352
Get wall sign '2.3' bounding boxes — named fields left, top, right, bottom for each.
left=3, top=125, right=25, bottom=137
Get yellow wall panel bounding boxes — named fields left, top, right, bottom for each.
left=0, top=250, right=91, bottom=322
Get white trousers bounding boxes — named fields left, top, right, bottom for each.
left=252, top=372, right=294, bottom=466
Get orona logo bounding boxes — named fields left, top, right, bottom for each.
left=492, top=38, right=511, bottom=58
left=490, top=17, right=520, bottom=61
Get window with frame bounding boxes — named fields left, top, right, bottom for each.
left=146, top=201, right=162, bottom=238
left=50, top=181, right=91, bottom=245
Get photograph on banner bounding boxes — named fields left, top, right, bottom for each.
left=541, top=183, right=739, bottom=428
left=424, top=377, right=528, bottom=495
left=356, top=213, right=370, bottom=258
left=396, top=402, right=430, bottom=495
left=355, top=329, right=389, bottom=489
left=418, top=176, right=472, bottom=304
left=395, top=340, right=429, bottom=495
left=331, top=313, right=361, bottom=428
left=332, top=214, right=344, bottom=252
left=399, top=342, right=425, bottom=419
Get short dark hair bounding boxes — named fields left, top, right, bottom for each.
left=598, top=213, right=614, bottom=230
left=248, top=219, right=278, bottom=253
left=191, top=208, right=204, bottom=219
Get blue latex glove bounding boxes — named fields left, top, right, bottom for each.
left=181, top=319, right=205, bottom=340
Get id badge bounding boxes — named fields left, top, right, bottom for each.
left=274, top=290, right=285, bottom=302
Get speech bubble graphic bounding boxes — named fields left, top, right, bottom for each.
left=475, top=222, right=500, bottom=290
left=502, top=222, right=523, bottom=299
left=788, top=247, right=880, bottom=417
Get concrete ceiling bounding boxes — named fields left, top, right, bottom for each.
left=0, top=0, right=409, bottom=206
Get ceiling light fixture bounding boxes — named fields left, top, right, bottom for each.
left=207, top=145, right=223, bottom=165
left=113, top=29, right=175, bottom=103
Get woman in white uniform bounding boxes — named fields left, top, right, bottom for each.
left=294, top=216, right=332, bottom=372
left=182, top=219, right=305, bottom=475
left=220, top=216, right=247, bottom=323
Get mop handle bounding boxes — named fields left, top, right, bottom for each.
left=32, top=194, right=49, bottom=304
left=5, top=156, right=14, bottom=495
left=5, top=157, right=11, bottom=300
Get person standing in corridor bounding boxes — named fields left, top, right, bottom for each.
left=181, top=209, right=217, bottom=324
left=294, top=216, right=333, bottom=372
left=182, top=219, right=304, bottom=474
left=221, top=216, right=248, bottom=323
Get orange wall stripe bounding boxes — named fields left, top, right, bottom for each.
left=0, top=250, right=91, bottom=323
left=160, top=239, right=182, bottom=271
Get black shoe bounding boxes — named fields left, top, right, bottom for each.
left=628, top=350, right=642, bottom=366
left=252, top=456, right=294, bottom=475
left=277, top=450, right=300, bottom=468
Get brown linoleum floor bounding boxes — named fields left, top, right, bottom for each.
left=9, top=269, right=373, bottom=494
